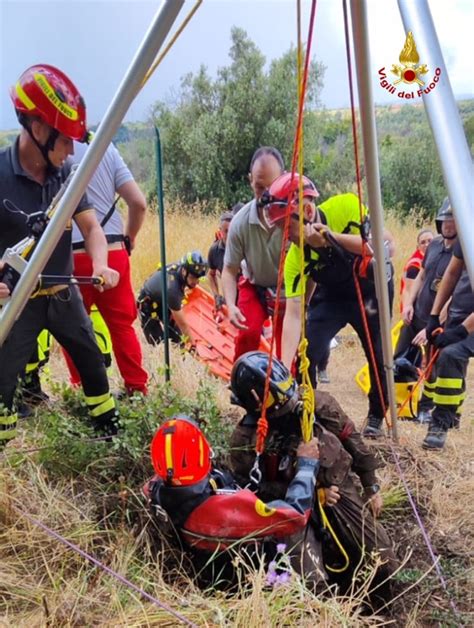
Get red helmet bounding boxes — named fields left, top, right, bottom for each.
left=10, top=64, right=88, bottom=142
left=150, top=416, right=212, bottom=486
left=262, top=172, right=319, bottom=227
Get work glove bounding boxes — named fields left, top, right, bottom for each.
left=433, top=324, right=469, bottom=349
left=214, top=294, right=225, bottom=310
left=425, top=314, right=441, bottom=342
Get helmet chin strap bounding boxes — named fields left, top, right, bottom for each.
left=18, top=113, right=59, bottom=173
left=29, top=127, right=60, bottom=174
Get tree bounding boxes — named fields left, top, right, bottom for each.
left=379, top=128, right=446, bottom=218
left=150, top=27, right=325, bottom=209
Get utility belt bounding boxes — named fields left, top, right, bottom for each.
left=73, top=234, right=131, bottom=255
left=30, top=285, right=69, bottom=299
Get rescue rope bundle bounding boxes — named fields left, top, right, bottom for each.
left=256, top=0, right=318, bottom=458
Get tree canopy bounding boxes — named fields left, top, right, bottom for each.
left=115, top=28, right=473, bottom=218
left=150, top=27, right=324, bottom=209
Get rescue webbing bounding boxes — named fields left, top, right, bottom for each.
left=342, top=2, right=461, bottom=619
left=255, top=0, right=318, bottom=456
left=11, top=503, right=197, bottom=627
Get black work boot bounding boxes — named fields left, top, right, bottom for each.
left=21, top=372, right=49, bottom=406
left=416, top=409, right=432, bottom=425
left=363, top=415, right=384, bottom=438
left=422, top=421, right=448, bottom=450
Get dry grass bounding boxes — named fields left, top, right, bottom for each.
left=1, top=206, right=473, bottom=626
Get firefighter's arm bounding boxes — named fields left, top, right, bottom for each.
left=433, top=311, right=474, bottom=348
left=170, top=307, right=194, bottom=346
left=267, top=439, right=320, bottom=516
left=118, top=179, right=147, bottom=250
left=315, top=393, right=381, bottom=490
left=464, top=312, right=474, bottom=334
left=75, top=210, right=119, bottom=291
left=323, top=229, right=365, bottom=255
left=222, top=264, right=248, bottom=329
left=402, top=268, right=425, bottom=325
left=281, top=296, right=301, bottom=370
left=382, top=228, right=396, bottom=258
left=207, top=268, right=220, bottom=301
left=404, top=267, right=424, bottom=308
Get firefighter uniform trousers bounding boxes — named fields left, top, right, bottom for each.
left=21, top=329, right=52, bottom=399
left=0, top=286, right=116, bottom=446
left=426, top=330, right=474, bottom=429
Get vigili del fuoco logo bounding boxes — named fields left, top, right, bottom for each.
left=378, top=31, right=441, bottom=100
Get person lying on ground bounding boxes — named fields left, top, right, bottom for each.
left=143, top=415, right=327, bottom=590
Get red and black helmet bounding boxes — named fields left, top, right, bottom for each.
left=260, top=172, right=319, bottom=227
left=150, top=415, right=212, bottom=486
left=10, top=64, right=88, bottom=142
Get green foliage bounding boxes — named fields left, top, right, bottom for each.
left=379, top=127, right=446, bottom=219
left=150, top=27, right=324, bottom=210
left=33, top=380, right=232, bottom=482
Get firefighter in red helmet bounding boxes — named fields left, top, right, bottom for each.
left=143, top=415, right=326, bottom=589
left=0, top=64, right=119, bottom=449
left=261, top=172, right=396, bottom=438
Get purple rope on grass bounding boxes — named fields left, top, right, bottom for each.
left=389, top=445, right=462, bottom=621
left=13, top=505, right=197, bottom=627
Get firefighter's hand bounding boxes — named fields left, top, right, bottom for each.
left=365, top=490, right=383, bottom=518
left=304, top=223, right=328, bottom=249
left=412, top=328, right=427, bottom=346
left=184, top=338, right=196, bottom=353
left=93, top=266, right=120, bottom=291
left=323, top=485, right=340, bottom=507
left=402, top=304, right=414, bottom=325
left=214, top=294, right=226, bottom=310
left=425, top=314, right=441, bottom=342
left=296, top=437, right=319, bottom=460
left=433, top=324, right=468, bottom=349
left=228, top=304, right=248, bottom=330
left=0, top=282, right=10, bottom=298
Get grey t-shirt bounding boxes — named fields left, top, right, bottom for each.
left=71, top=141, right=134, bottom=243
left=414, top=236, right=454, bottom=324
left=223, top=199, right=283, bottom=288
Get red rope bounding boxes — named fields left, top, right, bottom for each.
left=342, top=0, right=370, bottom=258
left=352, top=262, right=390, bottom=426
left=256, top=0, right=318, bottom=456
left=396, top=346, right=439, bottom=417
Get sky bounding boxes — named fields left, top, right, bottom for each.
left=0, top=0, right=473, bottom=130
